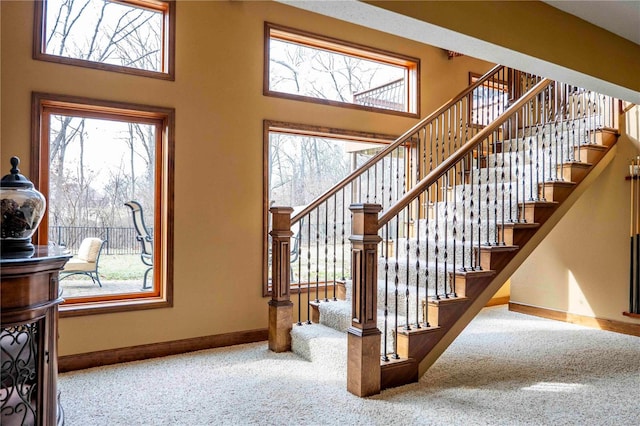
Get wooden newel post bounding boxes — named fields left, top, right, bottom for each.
left=268, top=207, right=294, bottom=352
left=347, top=203, right=382, bottom=397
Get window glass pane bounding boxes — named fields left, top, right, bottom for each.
left=44, top=0, right=163, bottom=72
left=267, top=131, right=387, bottom=285
left=48, top=114, right=157, bottom=299
left=268, top=30, right=415, bottom=113
left=268, top=132, right=385, bottom=206
left=470, top=76, right=509, bottom=126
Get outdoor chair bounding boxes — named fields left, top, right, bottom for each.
left=124, top=201, right=154, bottom=290
left=60, top=238, right=107, bottom=287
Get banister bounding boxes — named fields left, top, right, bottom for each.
left=291, top=64, right=506, bottom=224
left=623, top=102, right=637, bottom=114
left=378, top=78, right=554, bottom=228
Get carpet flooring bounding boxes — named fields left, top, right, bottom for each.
left=59, top=306, right=640, bottom=425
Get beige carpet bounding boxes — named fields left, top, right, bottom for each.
left=59, top=306, right=640, bottom=425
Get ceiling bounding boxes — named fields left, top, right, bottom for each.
left=543, top=1, right=640, bottom=45
left=279, top=0, right=639, bottom=103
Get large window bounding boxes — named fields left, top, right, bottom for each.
left=34, top=0, right=175, bottom=80
left=265, top=23, right=419, bottom=116
left=32, top=93, right=174, bottom=315
left=263, top=121, right=394, bottom=292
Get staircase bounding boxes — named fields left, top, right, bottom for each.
left=267, top=66, right=620, bottom=396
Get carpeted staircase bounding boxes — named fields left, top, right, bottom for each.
left=290, top=117, right=619, bottom=383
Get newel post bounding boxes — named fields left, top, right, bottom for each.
left=347, top=203, right=382, bottom=397
left=268, top=206, right=294, bottom=352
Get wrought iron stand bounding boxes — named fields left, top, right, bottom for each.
left=1, top=247, right=70, bottom=425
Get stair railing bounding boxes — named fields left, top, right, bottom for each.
left=343, top=78, right=618, bottom=395
left=271, top=66, right=547, bottom=327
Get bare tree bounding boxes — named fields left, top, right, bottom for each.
left=45, top=0, right=161, bottom=232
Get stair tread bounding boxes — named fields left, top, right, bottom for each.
left=503, top=221, right=540, bottom=228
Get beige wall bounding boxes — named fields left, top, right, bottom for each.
left=0, top=1, right=493, bottom=356
left=511, top=107, right=640, bottom=324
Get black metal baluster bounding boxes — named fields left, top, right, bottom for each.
left=307, top=214, right=312, bottom=323
left=423, top=188, right=431, bottom=327
left=434, top=180, right=441, bottom=298
left=396, top=145, right=401, bottom=206
left=469, top=145, right=476, bottom=269
left=415, top=197, right=422, bottom=328
left=493, top=131, right=499, bottom=245
left=374, top=162, right=378, bottom=205
left=444, top=173, right=450, bottom=297
left=485, top=137, right=491, bottom=245
left=507, top=113, right=515, bottom=223
left=404, top=206, right=411, bottom=330
left=324, top=203, right=329, bottom=302
left=297, top=217, right=303, bottom=326
left=500, top=129, right=506, bottom=245
left=333, top=194, right=337, bottom=301
left=315, top=209, right=320, bottom=303
left=393, top=214, right=400, bottom=359
left=462, top=151, right=468, bottom=270
left=382, top=223, right=390, bottom=361
left=528, top=109, right=535, bottom=202
left=577, top=89, right=584, bottom=162
left=477, top=137, right=483, bottom=267
left=452, top=167, right=458, bottom=296
left=366, top=169, right=371, bottom=203
left=341, top=190, right=346, bottom=280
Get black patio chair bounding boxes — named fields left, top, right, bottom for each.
left=124, top=201, right=154, bottom=290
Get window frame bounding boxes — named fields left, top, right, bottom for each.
left=33, top=0, right=176, bottom=81
left=264, top=22, right=420, bottom=118
left=31, top=92, right=175, bottom=316
left=262, top=120, right=397, bottom=296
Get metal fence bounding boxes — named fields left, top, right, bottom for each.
left=48, top=226, right=142, bottom=255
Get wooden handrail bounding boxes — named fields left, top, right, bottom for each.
left=623, top=102, right=637, bottom=114
left=378, top=78, right=554, bottom=228
left=291, top=64, right=507, bottom=224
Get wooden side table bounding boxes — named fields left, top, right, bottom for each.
left=1, top=247, right=70, bottom=426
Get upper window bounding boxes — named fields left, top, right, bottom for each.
left=469, top=73, right=509, bottom=126
left=34, top=0, right=175, bottom=80
left=265, top=23, right=419, bottom=116
left=32, top=93, right=174, bottom=315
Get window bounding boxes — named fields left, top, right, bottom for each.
left=265, top=23, right=419, bottom=116
left=32, top=93, right=174, bottom=315
left=470, top=73, right=509, bottom=126
left=34, top=0, right=175, bottom=80
left=263, top=121, right=395, bottom=293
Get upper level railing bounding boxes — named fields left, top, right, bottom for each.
left=353, top=78, right=406, bottom=111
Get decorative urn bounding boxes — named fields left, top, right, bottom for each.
left=1, top=156, right=46, bottom=258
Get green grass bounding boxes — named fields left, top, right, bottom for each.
left=100, top=254, right=148, bottom=280
left=62, top=254, right=148, bottom=281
